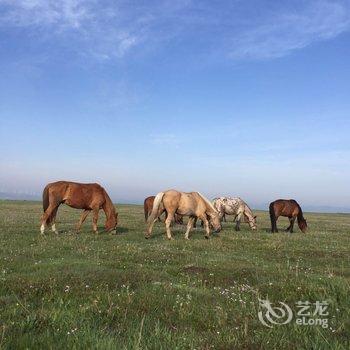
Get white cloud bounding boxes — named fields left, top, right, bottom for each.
left=0, top=0, right=94, bottom=28
left=150, top=133, right=180, bottom=147
left=0, top=0, right=349, bottom=61
left=229, top=1, right=350, bottom=59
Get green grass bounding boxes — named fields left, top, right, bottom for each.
left=0, top=200, right=349, bottom=349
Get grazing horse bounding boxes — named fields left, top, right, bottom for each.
left=269, top=199, right=307, bottom=233
left=146, top=190, right=221, bottom=240
left=40, top=181, right=118, bottom=234
left=144, top=196, right=183, bottom=224
left=213, top=197, right=257, bottom=231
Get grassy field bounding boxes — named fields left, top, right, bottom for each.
left=0, top=200, right=349, bottom=349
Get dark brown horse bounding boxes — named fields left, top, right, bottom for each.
left=144, top=195, right=183, bottom=224
left=269, top=199, right=307, bottom=233
left=40, top=181, right=118, bottom=234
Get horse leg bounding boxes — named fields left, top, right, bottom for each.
left=146, top=208, right=165, bottom=238
left=185, top=217, right=195, bottom=240
left=158, top=210, right=163, bottom=222
left=193, top=217, right=197, bottom=228
left=40, top=203, right=59, bottom=234
left=146, top=217, right=158, bottom=238
left=199, top=215, right=210, bottom=239
left=274, top=217, right=279, bottom=233
left=289, top=217, right=296, bottom=233
left=165, top=212, right=175, bottom=240
left=76, top=210, right=90, bottom=233
left=159, top=209, right=166, bottom=222
left=285, top=217, right=292, bottom=232
left=175, top=214, right=183, bottom=225
left=218, top=210, right=225, bottom=223
left=92, top=208, right=99, bottom=234
left=235, top=212, right=243, bottom=231
left=50, top=207, right=59, bottom=234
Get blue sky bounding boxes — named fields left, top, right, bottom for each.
left=0, top=0, right=350, bottom=209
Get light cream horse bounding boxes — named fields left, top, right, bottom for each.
left=213, top=197, right=257, bottom=231
left=146, top=190, right=221, bottom=240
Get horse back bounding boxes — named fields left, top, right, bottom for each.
left=161, top=190, right=200, bottom=216
left=46, top=181, right=106, bottom=209
left=270, top=199, right=300, bottom=217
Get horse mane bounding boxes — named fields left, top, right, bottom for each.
left=196, top=192, right=217, bottom=213
left=102, top=188, right=116, bottom=217
left=294, top=200, right=307, bottom=231
left=243, top=202, right=255, bottom=220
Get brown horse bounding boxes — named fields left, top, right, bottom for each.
left=146, top=190, right=221, bottom=240
left=144, top=196, right=183, bottom=224
left=40, top=181, right=118, bottom=234
left=269, top=199, right=307, bottom=233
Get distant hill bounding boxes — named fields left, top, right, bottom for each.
left=252, top=202, right=350, bottom=214
left=1, top=193, right=349, bottom=213
left=0, top=192, right=40, bottom=201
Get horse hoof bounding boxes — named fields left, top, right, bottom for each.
left=205, top=235, right=209, bottom=239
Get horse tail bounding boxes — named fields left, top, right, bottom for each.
left=295, top=202, right=307, bottom=232
left=144, top=199, right=149, bottom=222
left=147, top=192, right=165, bottom=228
left=43, top=185, right=49, bottom=213
left=42, top=184, right=54, bottom=225
left=269, top=202, right=276, bottom=231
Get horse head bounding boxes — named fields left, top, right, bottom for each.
left=299, top=218, right=307, bottom=233
left=248, top=215, right=257, bottom=230
left=209, top=212, right=222, bottom=233
left=105, top=212, right=118, bottom=232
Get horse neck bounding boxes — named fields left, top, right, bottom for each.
left=212, top=199, right=221, bottom=212
left=244, top=204, right=254, bottom=221
left=102, top=192, right=115, bottom=220
left=197, top=193, right=216, bottom=215
left=205, top=204, right=214, bottom=215
left=204, top=201, right=217, bottom=216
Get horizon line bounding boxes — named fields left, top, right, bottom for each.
left=1, top=198, right=350, bottom=215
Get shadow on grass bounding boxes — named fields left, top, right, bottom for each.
left=116, top=226, right=129, bottom=234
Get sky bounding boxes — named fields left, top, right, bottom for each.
left=0, top=0, right=350, bottom=210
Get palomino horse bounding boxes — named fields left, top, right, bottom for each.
left=146, top=190, right=221, bottom=240
left=269, top=199, right=307, bottom=233
left=144, top=196, right=183, bottom=224
left=213, top=197, right=257, bottom=231
left=40, top=181, right=118, bottom=234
